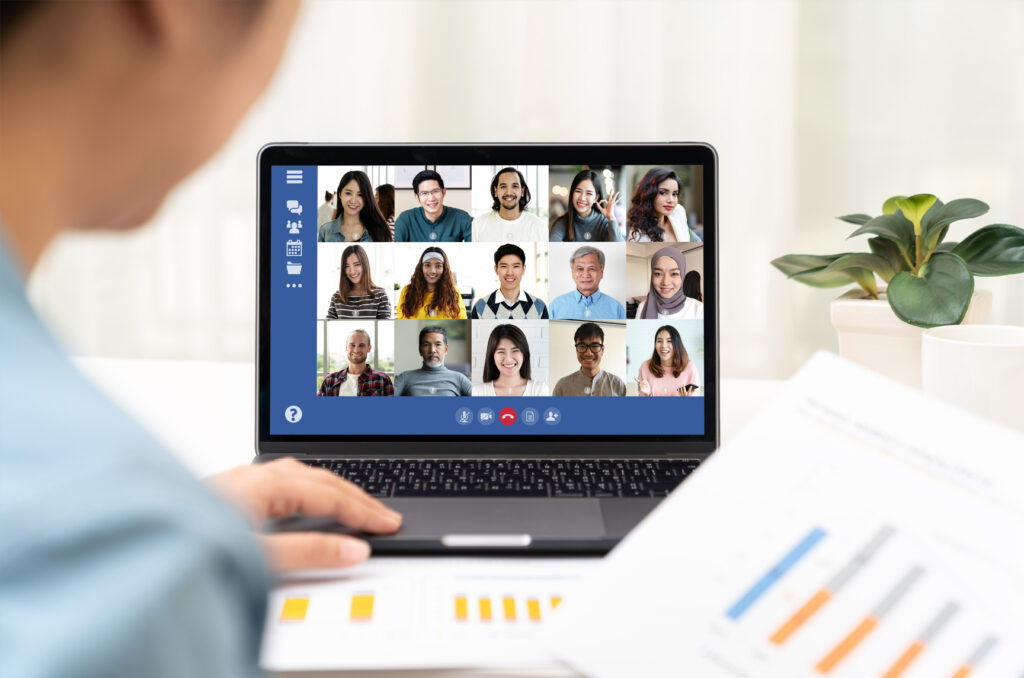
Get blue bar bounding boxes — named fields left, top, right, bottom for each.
left=725, top=527, right=826, bottom=620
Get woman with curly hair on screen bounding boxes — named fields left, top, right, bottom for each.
left=396, top=246, right=467, bottom=319
left=626, top=167, right=701, bottom=243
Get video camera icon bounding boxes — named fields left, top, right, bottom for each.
left=477, top=408, right=495, bottom=426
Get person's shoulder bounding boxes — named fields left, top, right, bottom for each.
left=330, top=289, right=342, bottom=302
left=449, top=206, right=472, bottom=220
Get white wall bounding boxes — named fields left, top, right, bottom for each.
left=26, top=0, right=1024, bottom=379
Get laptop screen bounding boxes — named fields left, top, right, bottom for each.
left=259, top=145, right=716, bottom=445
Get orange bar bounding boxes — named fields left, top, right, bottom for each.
left=478, top=597, right=492, bottom=621
left=816, top=617, right=878, bottom=674
left=502, top=596, right=517, bottom=621
left=881, top=641, right=926, bottom=678
left=950, top=667, right=972, bottom=678
left=454, top=595, right=468, bottom=621
left=280, top=597, right=309, bottom=622
left=771, top=590, right=832, bottom=645
left=527, top=598, right=542, bottom=622
left=349, top=593, right=374, bottom=622
left=550, top=596, right=563, bottom=609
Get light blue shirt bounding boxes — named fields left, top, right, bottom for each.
left=0, top=232, right=269, bottom=678
left=548, top=288, right=626, bottom=320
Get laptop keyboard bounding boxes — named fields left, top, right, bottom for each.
left=302, top=458, right=702, bottom=498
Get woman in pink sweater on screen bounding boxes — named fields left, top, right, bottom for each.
left=635, top=325, right=701, bottom=396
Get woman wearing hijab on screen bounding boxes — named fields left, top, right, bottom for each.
left=325, top=244, right=391, bottom=319
left=626, top=167, right=701, bottom=243
left=472, top=324, right=549, bottom=396
left=635, top=325, right=701, bottom=397
left=635, top=247, right=704, bottom=319
left=549, top=169, right=623, bottom=242
left=397, top=246, right=467, bottom=319
left=317, top=170, right=393, bottom=242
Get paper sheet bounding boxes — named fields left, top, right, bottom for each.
left=260, top=557, right=597, bottom=671
left=549, top=351, right=1024, bottom=677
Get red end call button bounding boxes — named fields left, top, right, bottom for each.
left=499, top=408, right=517, bottom=425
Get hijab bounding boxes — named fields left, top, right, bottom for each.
left=641, top=247, right=689, bottom=319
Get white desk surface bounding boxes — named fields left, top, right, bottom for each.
left=72, top=357, right=779, bottom=677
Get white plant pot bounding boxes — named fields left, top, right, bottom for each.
left=829, top=288, right=992, bottom=389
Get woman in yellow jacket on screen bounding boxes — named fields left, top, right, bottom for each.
left=396, top=247, right=467, bottom=319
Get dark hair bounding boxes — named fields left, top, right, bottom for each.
left=412, top=170, right=445, bottom=195
left=401, top=247, right=462, bottom=319
left=336, top=171, right=393, bottom=242
left=573, top=322, right=604, bottom=343
left=1, top=1, right=44, bottom=39
left=375, top=183, right=395, bottom=221
left=683, top=270, right=703, bottom=302
left=338, top=244, right=381, bottom=302
left=493, top=243, right=526, bottom=266
left=482, top=324, right=532, bottom=383
left=648, top=325, right=689, bottom=379
left=627, top=168, right=681, bottom=242
left=550, top=169, right=603, bottom=242
left=419, top=325, right=448, bottom=345
left=490, top=167, right=531, bottom=212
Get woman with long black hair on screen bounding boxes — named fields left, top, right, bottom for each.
left=317, top=170, right=393, bottom=242
left=549, top=169, right=623, bottom=242
left=325, top=244, right=391, bottom=318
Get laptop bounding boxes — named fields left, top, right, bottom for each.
left=257, top=143, right=718, bottom=553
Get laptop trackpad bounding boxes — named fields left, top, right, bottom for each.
left=266, top=498, right=606, bottom=540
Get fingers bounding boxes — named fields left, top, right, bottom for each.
left=259, top=459, right=402, bottom=534
left=261, top=533, right=371, bottom=572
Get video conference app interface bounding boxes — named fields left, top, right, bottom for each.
left=270, top=163, right=707, bottom=436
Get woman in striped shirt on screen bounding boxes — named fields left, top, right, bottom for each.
left=326, top=244, right=392, bottom=319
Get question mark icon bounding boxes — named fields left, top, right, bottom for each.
left=284, top=406, right=302, bottom=423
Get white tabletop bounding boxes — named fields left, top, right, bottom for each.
left=71, top=357, right=779, bottom=677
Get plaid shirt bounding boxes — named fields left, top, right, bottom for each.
left=317, top=366, right=394, bottom=396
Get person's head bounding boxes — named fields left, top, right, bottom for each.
left=551, top=169, right=604, bottom=242
left=418, top=325, right=449, bottom=366
left=649, top=325, right=689, bottom=378
left=490, top=167, right=531, bottom=214
left=401, top=247, right=462, bottom=319
left=375, top=183, right=395, bottom=221
left=570, top=245, right=605, bottom=296
left=683, top=270, right=703, bottom=302
left=335, top=170, right=392, bottom=241
left=482, top=324, right=532, bottom=383
left=573, top=322, right=606, bottom=372
left=338, top=244, right=379, bottom=300
left=412, top=170, right=446, bottom=219
left=627, top=168, right=682, bottom=242
left=493, top=243, right=526, bottom=295
left=346, top=329, right=372, bottom=367
left=0, top=1, right=300, bottom=268
left=650, top=249, right=686, bottom=300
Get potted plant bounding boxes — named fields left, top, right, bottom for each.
left=772, top=194, right=1024, bottom=387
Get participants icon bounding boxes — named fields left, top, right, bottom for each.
left=286, top=219, right=302, bottom=234
left=543, top=408, right=561, bottom=426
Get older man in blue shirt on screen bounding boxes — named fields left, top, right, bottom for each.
left=549, top=245, right=627, bottom=320
left=0, top=2, right=401, bottom=677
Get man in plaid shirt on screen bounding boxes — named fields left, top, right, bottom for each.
left=318, top=329, right=394, bottom=396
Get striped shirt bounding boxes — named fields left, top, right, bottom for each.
left=470, top=289, right=549, bottom=319
left=325, top=288, right=392, bottom=319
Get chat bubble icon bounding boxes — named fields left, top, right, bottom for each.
left=286, top=200, right=303, bottom=215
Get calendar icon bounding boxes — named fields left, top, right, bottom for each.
left=285, top=240, right=302, bottom=257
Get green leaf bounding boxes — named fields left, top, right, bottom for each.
left=951, top=224, right=1024, bottom=276
left=868, top=237, right=909, bottom=275
left=848, top=213, right=915, bottom=261
left=826, top=253, right=895, bottom=284
left=922, top=224, right=949, bottom=258
left=934, top=241, right=958, bottom=252
left=838, top=213, right=873, bottom=225
left=882, top=196, right=902, bottom=215
left=893, top=194, right=938, bottom=234
left=921, top=198, right=989, bottom=238
left=886, top=252, right=973, bottom=328
left=770, top=254, right=844, bottom=278
left=789, top=268, right=860, bottom=288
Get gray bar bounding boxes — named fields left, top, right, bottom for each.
left=967, top=636, right=998, bottom=667
left=918, top=602, right=959, bottom=643
left=826, top=525, right=895, bottom=592
left=872, top=566, right=924, bottom=619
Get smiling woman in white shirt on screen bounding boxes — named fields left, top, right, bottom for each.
left=472, top=324, right=549, bottom=396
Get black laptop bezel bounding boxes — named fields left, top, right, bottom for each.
left=256, top=143, right=718, bottom=457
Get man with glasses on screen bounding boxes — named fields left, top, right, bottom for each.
left=317, top=329, right=393, bottom=397
left=394, top=169, right=472, bottom=242
left=471, top=167, right=547, bottom=242
left=394, top=326, right=472, bottom=396
left=553, top=323, right=626, bottom=396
